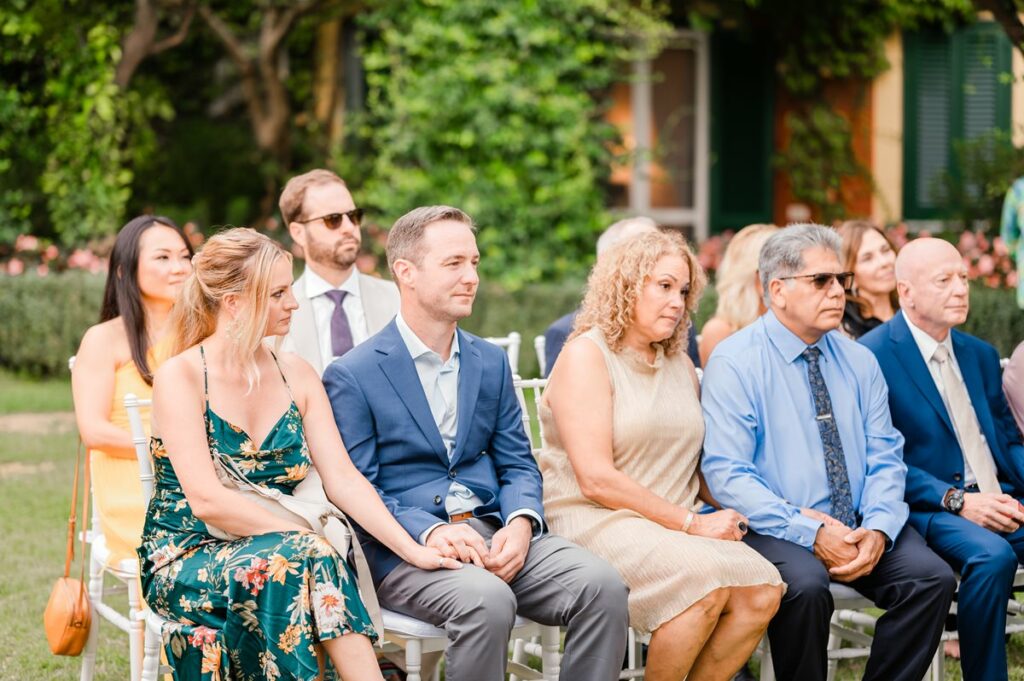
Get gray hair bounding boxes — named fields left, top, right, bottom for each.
left=386, top=205, right=476, bottom=279
left=596, top=216, right=658, bottom=256
left=758, top=224, right=842, bottom=306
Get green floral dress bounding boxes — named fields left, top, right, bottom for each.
left=137, top=348, right=377, bottom=681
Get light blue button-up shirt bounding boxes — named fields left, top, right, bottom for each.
left=701, top=311, right=909, bottom=550
left=395, top=314, right=542, bottom=543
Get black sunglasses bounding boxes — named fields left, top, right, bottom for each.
left=297, top=208, right=364, bottom=230
left=777, top=271, right=854, bottom=291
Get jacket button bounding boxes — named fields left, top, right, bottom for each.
left=953, top=473, right=962, bottom=482
left=433, top=495, right=442, bottom=505
left=449, top=470, right=457, bottom=479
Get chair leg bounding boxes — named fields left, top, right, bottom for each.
left=127, top=582, right=144, bottom=681
left=405, top=639, right=423, bottom=681
left=825, top=613, right=841, bottom=681
left=509, top=637, right=527, bottom=681
left=79, top=553, right=104, bottom=681
left=541, top=625, right=561, bottom=681
left=141, top=620, right=162, bottom=681
left=759, top=635, right=775, bottom=681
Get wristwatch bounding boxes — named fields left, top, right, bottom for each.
left=943, top=488, right=965, bottom=515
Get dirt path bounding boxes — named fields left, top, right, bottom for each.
left=0, top=411, right=76, bottom=434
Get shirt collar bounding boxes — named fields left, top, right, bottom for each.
left=903, top=313, right=953, bottom=363
left=763, top=309, right=831, bottom=364
left=303, top=266, right=361, bottom=300
left=395, top=312, right=460, bottom=363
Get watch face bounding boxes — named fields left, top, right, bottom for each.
left=948, top=492, right=964, bottom=513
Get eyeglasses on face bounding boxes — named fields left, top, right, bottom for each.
left=297, top=208, right=364, bottom=230
left=777, top=271, right=854, bottom=292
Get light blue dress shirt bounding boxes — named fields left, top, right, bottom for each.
left=395, top=314, right=542, bottom=542
left=701, top=311, right=909, bottom=550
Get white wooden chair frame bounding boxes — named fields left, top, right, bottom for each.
left=533, top=335, right=547, bottom=377
left=485, top=332, right=522, bottom=376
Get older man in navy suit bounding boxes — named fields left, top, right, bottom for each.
left=861, top=237, right=1024, bottom=681
left=324, top=205, right=628, bottom=681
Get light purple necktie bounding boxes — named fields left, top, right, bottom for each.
left=323, top=290, right=354, bottom=357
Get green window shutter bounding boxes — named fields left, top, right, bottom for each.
left=903, top=22, right=1012, bottom=220
left=905, top=31, right=952, bottom=217
left=710, top=31, right=774, bottom=233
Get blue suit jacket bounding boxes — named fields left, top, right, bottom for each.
left=323, top=320, right=545, bottom=585
left=860, top=311, right=1024, bottom=534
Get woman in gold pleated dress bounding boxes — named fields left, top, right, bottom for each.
left=539, top=230, right=784, bottom=681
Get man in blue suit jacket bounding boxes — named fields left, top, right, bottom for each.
left=324, top=205, right=628, bottom=681
left=861, top=237, right=1024, bottom=681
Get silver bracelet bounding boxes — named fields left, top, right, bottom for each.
left=681, top=510, right=694, bottom=533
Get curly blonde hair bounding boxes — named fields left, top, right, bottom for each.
left=570, top=230, right=706, bottom=356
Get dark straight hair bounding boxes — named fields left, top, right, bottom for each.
left=100, top=215, right=193, bottom=385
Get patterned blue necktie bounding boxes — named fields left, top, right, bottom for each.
left=802, top=346, right=857, bottom=528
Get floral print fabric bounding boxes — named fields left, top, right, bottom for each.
left=138, top=402, right=377, bottom=681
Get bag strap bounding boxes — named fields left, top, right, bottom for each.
left=63, top=439, right=90, bottom=588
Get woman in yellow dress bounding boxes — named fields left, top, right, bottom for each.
left=71, top=215, right=194, bottom=565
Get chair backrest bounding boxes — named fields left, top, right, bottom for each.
left=1002, top=357, right=1010, bottom=370
left=533, top=335, right=547, bottom=377
left=513, top=377, right=548, bottom=456
left=695, top=366, right=703, bottom=385
left=484, top=332, right=522, bottom=376
left=68, top=355, right=76, bottom=372
left=123, top=393, right=156, bottom=504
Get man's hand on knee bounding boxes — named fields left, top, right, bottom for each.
left=961, top=493, right=1024, bottom=533
left=812, top=524, right=858, bottom=571
left=828, top=528, right=886, bottom=583
left=484, top=517, right=532, bottom=583
left=425, top=523, right=489, bottom=567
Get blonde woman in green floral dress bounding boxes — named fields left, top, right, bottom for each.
left=139, top=228, right=460, bottom=680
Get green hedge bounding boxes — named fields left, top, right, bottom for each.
left=1, top=272, right=1022, bottom=378
left=0, top=271, right=104, bottom=376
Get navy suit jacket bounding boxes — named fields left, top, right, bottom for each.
left=323, top=320, right=545, bottom=585
left=860, top=311, right=1024, bottom=534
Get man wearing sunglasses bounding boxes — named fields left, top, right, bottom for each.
left=279, top=169, right=400, bottom=375
left=701, top=224, right=956, bottom=681
left=862, top=238, right=1024, bottom=681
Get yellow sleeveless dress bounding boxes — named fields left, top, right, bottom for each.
left=90, top=338, right=170, bottom=566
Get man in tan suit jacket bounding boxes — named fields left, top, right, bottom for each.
left=279, top=169, right=399, bottom=375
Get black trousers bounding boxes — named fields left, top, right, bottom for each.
left=744, top=526, right=956, bottom=681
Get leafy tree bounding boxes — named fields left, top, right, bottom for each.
left=354, top=0, right=670, bottom=286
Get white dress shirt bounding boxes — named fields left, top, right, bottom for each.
left=304, top=267, right=369, bottom=370
left=394, top=314, right=541, bottom=542
left=904, top=315, right=998, bottom=487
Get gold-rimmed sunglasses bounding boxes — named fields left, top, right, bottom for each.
left=296, top=208, right=364, bottom=230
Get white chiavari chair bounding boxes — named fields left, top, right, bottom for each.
left=485, top=332, right=523, bottom=376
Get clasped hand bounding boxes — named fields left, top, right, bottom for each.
left=961, top=493, right=1024, bottom=533
left=804, top=508, right=885, bottom=583
left=425, top=517, right=533, bottom=583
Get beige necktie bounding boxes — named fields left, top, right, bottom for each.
left=932, top=344, right=1001, bottom=494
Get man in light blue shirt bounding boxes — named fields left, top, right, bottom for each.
left=702, top=224, right=955, bottom=681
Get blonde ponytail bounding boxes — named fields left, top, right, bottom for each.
left=170, top=228, right=291, bottom=391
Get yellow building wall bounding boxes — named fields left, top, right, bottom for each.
left=871, top=33, right=904, bottom=225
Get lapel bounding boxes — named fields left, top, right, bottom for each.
left=452, top=331, right=483, bottom=465
left=888, top=312, right=957, bottom=438
left=952, top=330, right=999, bottom=448
left=375, top=322, right=449, bottom=464
left=291, top=272, right=324, bottom=374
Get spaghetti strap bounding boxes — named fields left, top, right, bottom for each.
left=269, top=350, right=296, bottom=403
left=199, top=345, right=210, bottom=410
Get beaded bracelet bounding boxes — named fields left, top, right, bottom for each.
left=681, top=510, right=694, bottom=533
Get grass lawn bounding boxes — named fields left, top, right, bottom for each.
left=0, top=368, right=71, bottom=414
left=3, top=372, right=1024, bottom=680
